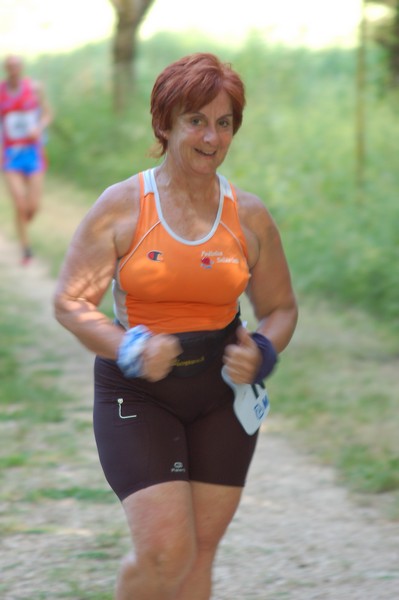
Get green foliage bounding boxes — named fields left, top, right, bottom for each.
left=0, top=453, right=31, bottom=468
left=28, top=35, right=399, bottom=330
left=254, top=293, right=399, bottom=500
left=337, top=444, right=399, bottom=493
left=365, top=0, right=399, bottom=86
left=25, top=486, right=114, bottom=503
left=0, top=288, right=68, bottom=424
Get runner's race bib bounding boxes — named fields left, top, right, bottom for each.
left=221, top=366, right=270, bottom=435
left=4, top=110, right=37, bottom=140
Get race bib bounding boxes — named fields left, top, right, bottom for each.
left=4, top=110, right=37, bottom=140
left=221, top=367, right=271, bottom=435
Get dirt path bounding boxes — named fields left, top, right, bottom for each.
left=1, top=232, right=398, bottom=600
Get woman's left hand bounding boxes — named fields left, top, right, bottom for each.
left=222, top=326, right=262, bottom=384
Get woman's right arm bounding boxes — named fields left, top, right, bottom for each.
left=53, top=178, right=139, bottom=360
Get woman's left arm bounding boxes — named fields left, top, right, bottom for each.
left=244, top=196, right=298, bottom=352
left=223, top=190, right=298, bottom=384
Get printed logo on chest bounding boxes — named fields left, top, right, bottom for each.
left=147, top=250, right=164, bottom=262
left=200, top=250, right=239, bottom=269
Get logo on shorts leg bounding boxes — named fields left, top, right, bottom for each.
left=171, top=461, right=186, bottom=473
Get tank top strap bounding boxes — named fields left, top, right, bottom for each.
left=118, top=170, right=159, bottom=270
left=218, top=174, right=248, bottom=262
left=218, top=173, right=235, bottom=202
left=141, top=168, right=156, bottom=196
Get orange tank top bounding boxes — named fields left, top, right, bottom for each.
left=0, top=78, right=40, bottom=147
left=113, top=168, right=250, bottom=334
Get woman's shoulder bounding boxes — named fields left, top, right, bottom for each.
left=98, top=173, right=141, bottom=208
left=80, top=173, right=143, bottom=257
left=233, top=185, right=275, bottom=228
left=80, top=174, right=141, bottom=229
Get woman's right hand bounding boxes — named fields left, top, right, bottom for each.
left=141, top=335, right=182, bottom=382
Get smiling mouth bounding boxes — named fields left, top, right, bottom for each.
left=196, top=149, right=216, bottom=157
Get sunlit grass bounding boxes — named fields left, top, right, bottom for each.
left=24, top=486, right=115, bottom=503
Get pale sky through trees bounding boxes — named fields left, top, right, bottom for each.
left=0, top=0, right=372, bottom=56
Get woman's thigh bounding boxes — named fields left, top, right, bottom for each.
left=187, top=400, right=259, bottom=487
left=122, top=480, right=196, bottom=552
left=93, top=384, right=191, bottom=501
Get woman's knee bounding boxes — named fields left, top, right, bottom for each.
left=153, top=531, right=196, bottom=582
left=120, top=534, right=197, bottom=595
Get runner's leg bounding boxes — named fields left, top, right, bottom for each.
left=25, top=170, right=43, bottom=221
left=3, top=170, right=43, bottom=258
left=115, top=481, right=197, bottom=600
left=3, top=170, right=30, bottom=251
left=175, top=481, right=243, bottom=600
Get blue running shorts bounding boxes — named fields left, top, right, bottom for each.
left=2, top=144, right=46, bottom=174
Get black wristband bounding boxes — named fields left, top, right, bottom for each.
left=251, top=333, right=278, bottom=384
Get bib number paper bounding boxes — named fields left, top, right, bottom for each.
left=4, top=110, right=37, bottom=140
left=221, top=367, right=271, bottom=435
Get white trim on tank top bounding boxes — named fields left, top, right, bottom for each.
left=143, top=167, right=233, bottom=246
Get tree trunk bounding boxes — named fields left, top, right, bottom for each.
left=356, top=0, right=367, bottom=200
left=389, top=1, right=399, bottom=85
left=367, top=0, right=399, bottom=86
left=109, top=0, right=154, bottom=113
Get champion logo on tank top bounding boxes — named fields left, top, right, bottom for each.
left=147, top=250, right=164, bottom=262
left=201, top=250, right=239, bottom=269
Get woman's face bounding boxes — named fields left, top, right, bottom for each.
left=164, top=90, right=235, bottom=176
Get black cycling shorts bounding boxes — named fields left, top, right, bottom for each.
left=93, top=322, right=259, bottom=501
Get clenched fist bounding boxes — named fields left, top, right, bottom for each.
left=222, top=326, right=262, bottom=384
left=141, top=334, right=182, bottom=382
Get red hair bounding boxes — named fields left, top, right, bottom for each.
left=150, top=53, right=246, bottom=156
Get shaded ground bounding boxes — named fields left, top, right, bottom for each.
left=0, top=233, right=398, bottom=600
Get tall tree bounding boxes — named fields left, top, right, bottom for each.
left=356, top=0, right=367, bottom=198
left=109, top=0, right=154, bottom=113
left=367, top=0, right=399, bottom=85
